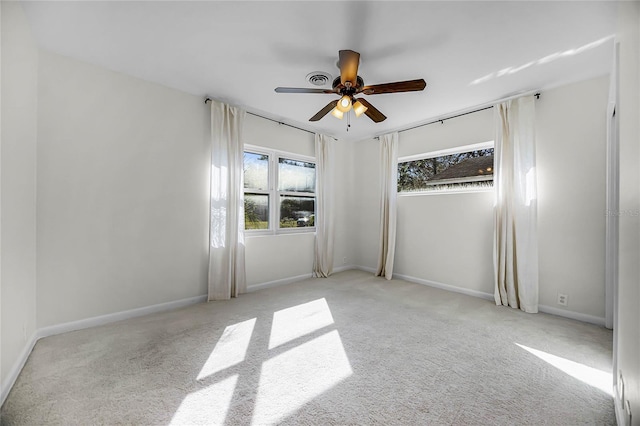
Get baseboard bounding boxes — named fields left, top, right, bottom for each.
left=393, top=272, right=495, bottom=302
left=1, top=268, right=609, bottom=408
left=247, top=273, right=313, bottom=292
left=614, top=384, right=627, bottom=426
left=37, top=294, right=207, bottom=340
left=353, top=265, right=377, bottom=274
left=327, top=264, right=378, bottom=275
left=538, top=304, right=606, bottom=327
left=332, top=265, right=352, bottom=273
left=1, top=294, right=208, bottom=407
left=392, top=272, right=606, bottom=326
left=245, top=267, right=376, bottom=291
left=1, top=332, right=38, bottom=407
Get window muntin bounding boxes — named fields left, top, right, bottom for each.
left=243, top=146, right=316, bottom=233
left=398, top=143, right=494, bottom=193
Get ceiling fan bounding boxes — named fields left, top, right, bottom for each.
left=275, top=50, right=426, bottom=123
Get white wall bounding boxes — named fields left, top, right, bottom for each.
left=396, top=191, right=495, bottom=294
left=242, top=114, right=316, bottom=286
left=398, top=108, right=494, bottom=158
left=241, top=114, right=358, bottom=285
left=0, top=11, right=621, bottom=404
left=331, top=139, right=355, bottom=269
left=352, top=76, right=610, bottom=320
left=36, top=51, right=210, bottom=328
left=1, top=0, right=38, bottom=393
left=395, top=108, right=495, bottom=294
left=243, top=114, right=314, bottom=158
left=349, top=137, right=382, bottom=270
left=536, top=76, right=609, bottom=318
left=615, top=1, right=640, bottom=424
left=34, top=50, right=330, bottom=326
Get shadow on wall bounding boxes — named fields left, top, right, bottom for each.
left=470, top=35, right=615, bottom=86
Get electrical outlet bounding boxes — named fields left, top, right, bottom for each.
left=557, top=293, right=568, bottom=306
left=343, top=257, right=347, bottom=264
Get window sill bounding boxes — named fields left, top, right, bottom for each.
left=245, top=228, right=316, bottom=238
left=398, top=187, right=494, bottom=197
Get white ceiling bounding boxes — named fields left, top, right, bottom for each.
left=22, top=1, right=617, bottom=141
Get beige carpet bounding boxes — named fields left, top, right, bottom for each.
left=1, top=270, right=614, bottom=425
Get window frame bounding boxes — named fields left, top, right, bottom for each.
left=397, top=141, right=495, bottom=196
left=244, top=144, right=316, bottom=235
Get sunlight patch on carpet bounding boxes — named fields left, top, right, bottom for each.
left=253, top=330, right=353, bottom=425
left=197, top=318, right=256, bottom=380
left=170, top=374, right=238, bottom=425
left=516, top=343, right=612, bottom=396
left=268, top=298, right=334, bottom=349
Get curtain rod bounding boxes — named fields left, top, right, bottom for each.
left=206, top=91, right=540, bottom=139
left=401, top=105, right=494, bottom=133
left=205, top=97, right=315, bottom=135
left=374, top=91, right=541, bottom=139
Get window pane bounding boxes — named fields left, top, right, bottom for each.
left=278, top=158, right=315, bottom=193
left=279, top=196, right=315, bottom=228
left=398, top=148, right=494, bottom=192
left=244, top=152, right=269, bottom=190
left=245, top=194, right=269, bottom=230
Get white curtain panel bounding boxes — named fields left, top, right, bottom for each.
left=376, top=132, right=399, bottom=280
left=208, top=100, right=247, bottom=301
left=494, top=95, right=539, bottom=313
left=313, top=134, right=336, bottom=278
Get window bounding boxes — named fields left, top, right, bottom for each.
left=243, top=145, right=316, bottom=233
left=397, top=142, right=494, bottom=193
left=278, top=158, right=316, bottom=228
left=243, top=152, right=270, bottom=229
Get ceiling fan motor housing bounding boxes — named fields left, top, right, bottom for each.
left=332, top=76, right=364, bottom=97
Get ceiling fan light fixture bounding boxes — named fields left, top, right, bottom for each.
left=353, top=100, right=368, bottom=117
left=336, top=95, right=352, bottom=113
left=331, top=108, right=344, bottom=119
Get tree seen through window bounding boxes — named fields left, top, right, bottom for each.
left=398, top=148, right=494, bottom=192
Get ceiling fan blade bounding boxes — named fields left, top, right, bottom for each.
left=339, top=50, right=360, bottom=86
left=355, top=98, right=387, bottom=123
left=309, top=100, right=338, bottom=122
left=360, top=79, right=427, bottom=95
left=275, top=87, right=336, bottom=94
